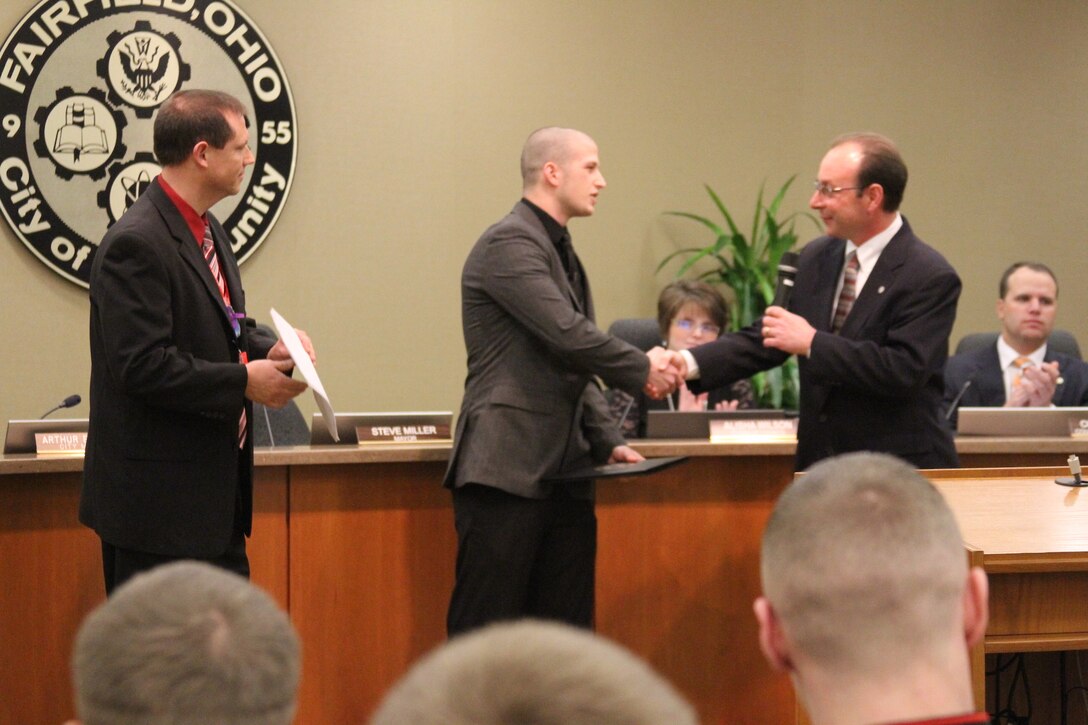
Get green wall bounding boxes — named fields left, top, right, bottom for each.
left=2, top=0, right=1086, bottom=429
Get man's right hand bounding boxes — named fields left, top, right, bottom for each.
left=644, top=347, right=686, bottom=399
left=245, top=358, right=308, bottom=408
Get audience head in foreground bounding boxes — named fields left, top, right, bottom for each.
left=371, top=619, right=697, bottom=725
left=70, top=561, right=300, bottom=725
left=755, top=452, right=989, bottom=725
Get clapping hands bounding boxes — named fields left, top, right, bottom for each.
left=1005, top=360, right=1061, bottom=407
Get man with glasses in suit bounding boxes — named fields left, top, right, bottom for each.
left=674, top=132, right=961, bottom=470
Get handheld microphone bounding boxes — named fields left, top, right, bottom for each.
left=943, top=373, right=977, bottom=424
left=771, top=252, right=800, bottom=309
left=40, top=394, right=81, bottom=419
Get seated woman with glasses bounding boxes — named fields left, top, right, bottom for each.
left=610, top=280, right=754, bottom=437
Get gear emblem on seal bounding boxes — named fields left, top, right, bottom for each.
left=32, top=87, right=129, bottom=181
left=97, top=152, right=163, bottom=226
left=97, top=20, right=191, bottom=118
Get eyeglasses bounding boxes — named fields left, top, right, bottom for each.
left=813, top=181, right=864, bottom=197
left=673, top=319, right=721, bottom=336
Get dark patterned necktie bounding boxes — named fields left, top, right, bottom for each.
left=559, top=231, right=585, bottom=308
left=202, top=223, right=247, bottom=448
left=831, top=251, right=859, bottom=334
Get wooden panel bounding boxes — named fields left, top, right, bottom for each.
left=597, top=455, right=795, bottom=725
left=288, top=461, right=454, bottom=724
left=0, top=472, right=102, bottom=725
left=987, top=573, right=1088, bottom=642
left=928, top=469, right=1088, bottom=714
left=0, top=468, right=288, bottom=725
left=15, top=451, right=1087, bottom=725
left=251, top=466, right=289, bottom=608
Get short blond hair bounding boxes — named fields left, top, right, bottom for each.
left=72, top=562, right=300, bottom=725
left=761, top=453, right=966, bottom=677
left=520, top=126, right=590, bottom=188
left=371, top=619, right=697, bottom=725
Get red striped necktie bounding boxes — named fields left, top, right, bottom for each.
left=202, top=223, right=247, bottom=449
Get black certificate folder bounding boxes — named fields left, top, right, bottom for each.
left=543, top=456, right=689, bottom=483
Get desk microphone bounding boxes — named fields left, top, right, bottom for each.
left=1056, top=454, right=1086, bottom=487
left=943, top=373, right=977, bottom=423
left=771, top=252, right=800, bottom=309
left=40, top=394, right=81, bottom=419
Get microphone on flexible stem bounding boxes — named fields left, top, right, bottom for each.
left=943, top=373, right=978, bottom=424
left=771, top=252, right=800, bottom=309
left=40, top=394, right=81, bottom=419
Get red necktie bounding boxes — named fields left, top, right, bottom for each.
left=202, top=223, right=247, bottom=448
left=832, top=251, right=859, bottom=333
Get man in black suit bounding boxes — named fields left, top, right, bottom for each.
left=444, top=126, right=681, bottom=635
left=944, top=262, right=1088, bottom=427
left=81, top=89, right=313, bottom=595
left=676, top=133, right=960, bottom=470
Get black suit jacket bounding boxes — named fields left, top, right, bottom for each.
left=943, top=344, right=1088, bottom=428
left=81, top=179, right=274, bottom=557
left=443, top=201, right=649, bottom=499
left=689, top=218, right=960, bottom=470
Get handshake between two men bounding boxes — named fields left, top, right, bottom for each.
left=639, top=304, right=819, bottom=400
left=643, top=347, right=688, bottom=399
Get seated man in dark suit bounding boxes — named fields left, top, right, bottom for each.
left=944, top=262, right=1088, bottom=426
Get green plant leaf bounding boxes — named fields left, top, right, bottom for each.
left=659, top=177, right=808, bottom=410
left=664, top=211, right=725, bottom=239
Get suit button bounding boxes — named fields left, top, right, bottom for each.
left=818, top=414, right=827, bottom=423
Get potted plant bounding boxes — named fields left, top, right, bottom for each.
left=658, top=176, right=819, bottom=409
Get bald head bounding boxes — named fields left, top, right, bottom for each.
left=520, top=126, right=594, bottom=189
left=760, top=453, right=968, bottom=677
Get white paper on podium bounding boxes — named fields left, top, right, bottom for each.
left=269, top=308, right=339, bottom=442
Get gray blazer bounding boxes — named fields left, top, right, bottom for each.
left=443, top=201, right=649, bottom=498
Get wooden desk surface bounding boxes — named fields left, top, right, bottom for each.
left=5, top=435, right=1088, bottom=475
left=932, top=468, right=1088, bottom=571
left=928, top=465, right=1088, bottom=714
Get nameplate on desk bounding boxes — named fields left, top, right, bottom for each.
left=958, top=407, right=1088, bottom=437
left=312, top=411, right=453, bottom=445
left=710, top=418, right=797, bottom=442
left=5, top=418, right=89, bottom=454
left=356, top=423, right=451, bottom=444
left=34, top=431, right=88, bottom=454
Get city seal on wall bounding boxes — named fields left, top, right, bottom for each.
left=0, top=0, right=297, bottom=288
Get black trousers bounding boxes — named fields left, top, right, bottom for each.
left=447, top=483, right=596, bottom=637
left=100, top=528, right=249, bottom=596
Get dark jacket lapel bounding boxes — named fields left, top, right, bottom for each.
left=837, top=218, right=911, bottom=337
left=149, top=184, right=238, bottom=339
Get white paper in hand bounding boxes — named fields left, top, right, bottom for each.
left=269, top=308, right=339, bottom=442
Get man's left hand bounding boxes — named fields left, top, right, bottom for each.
left=761, top=306, right=816, bottom=356
left=609, top=445, right=645, bottom=464
left=268, top=328, right=317, bottom=365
